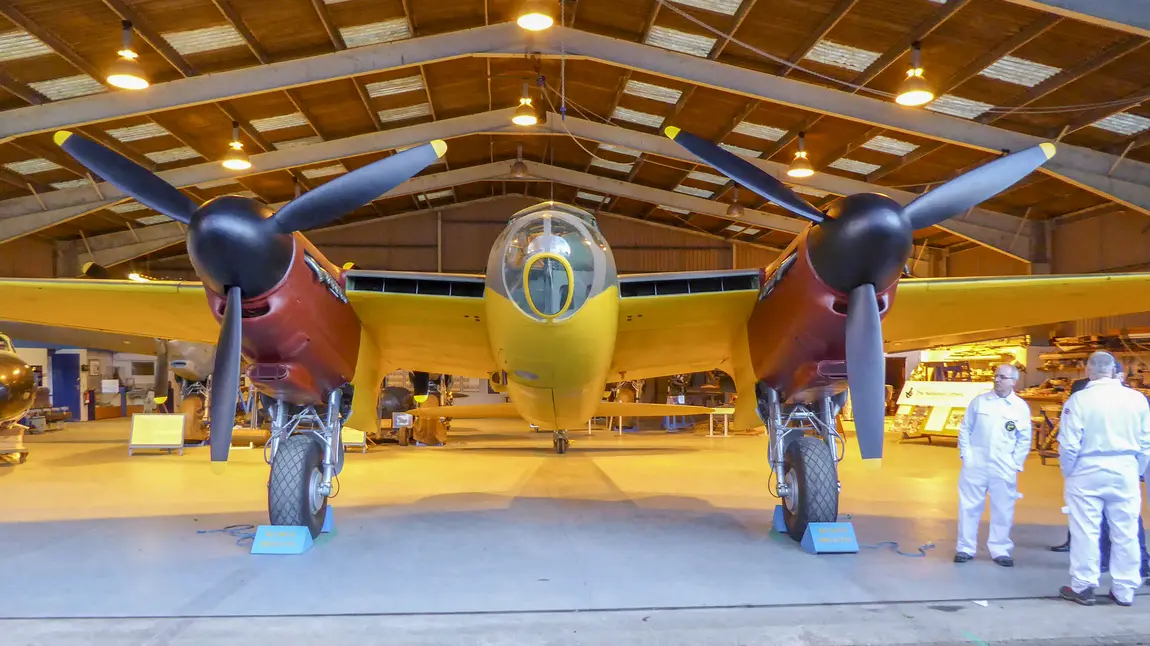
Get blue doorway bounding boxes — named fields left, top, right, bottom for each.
left=51, top=352, right=81, bottom=421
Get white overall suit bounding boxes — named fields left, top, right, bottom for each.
left=956, top=390, right=1033, bottom=558
left=1059, top=378, right=1150, bottom=604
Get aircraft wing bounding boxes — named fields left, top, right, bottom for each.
left=0, top=278, right=218, bottom=343
left=410, top=401, right=715, bottom=419
left=884, top=272, right=1150, bottom=349
left=344, top=270, right=495, bottom=379
left=609, top=269, right=760, bottom=381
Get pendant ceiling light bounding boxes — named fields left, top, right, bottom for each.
left=517, top=0, right=555, bottom=31
left=512, top=83, right=538, bottom=126
left=896, top=41, right=934, bottom=107
left=106, top=20, right=149, bottom=90
left=510, top=143, right=528, bottom=177
left=220, top=121, right=251, bottom=171
left=787, top=132, right=815, bottom=179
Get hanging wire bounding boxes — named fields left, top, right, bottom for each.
left=653, top=0, right=1150, bottom=116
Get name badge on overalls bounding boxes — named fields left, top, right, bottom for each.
left=1005, top=420, right=1017, bottom=433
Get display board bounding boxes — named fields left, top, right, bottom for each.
left=128, top=413, right=185, bottom=455
left=893, top=381, right=990, bottom=439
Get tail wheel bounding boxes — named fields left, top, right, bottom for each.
left=268, top=434, right=327, bottom=538
left=781, top=435, right=839, bottom=541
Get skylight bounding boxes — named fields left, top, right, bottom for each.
left=4, top=158, right=60, bottom=175
left=145, top=147, right=201, bottom=164
left=250, top=113, right=309, bottom=132
left=135, top=214, right=171, bottom=225
left=829, top=158, right=881, bottom=175
left=743, top=228, right=761, bottom=235
left=979, top=55, right=1060, bottom=88
left=302, top=164, right=347, bottom=179
left=28, top=74, right=105, bottom=100
left=162, top=25, right=246, bottom=56
left=378, top=103, right=432, bottom=123
left=600, top=143, right=641, bottom=157
left=925, top=94, right=994, bottom=120
left=109, top=202, right=148, bottom=213
left=365, top=75, right=424, bottom=98
left=576, top=191, right=607, bottom=203
left=105, top=122, right=171, bottom=142
left=273, top=136, right=323, bottom=150
left=417, top=188, right=454, bottom=202
left=195, top=178, right=240, bottom=189
left=861, top=135, right=918, bottom=156
left=659, top=205, right=691, bottom=215
left=0, top=30, right=53, bottom=61
left=590, top=158, right=633, bottom=173
left=724, top=223, right=747, bottom=232
left=611, top=106, right=663, bottom=128
left=719, top=142, right=760, bottom=157
left=644, top=25, right=716, bottom=58
left=732, top=121, right=786, bottom=141
left=675, top=185, right=713, bottom=198
left=340, top=19, right=411, bottom=48
left=50, top=179, right=92, bottom=190
left=687, top=170, right=727, bottom=184
left=804, top=40, right=881, bottom=73
left=1091, top=112, right=1150, bottom=136
left=791, top=185, right=830, bottom=198
left=670, top=0, right=742, bottom=16
left=624, top=79, right=682, bottom=104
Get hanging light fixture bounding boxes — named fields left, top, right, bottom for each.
left=517, top=0, right=555, bottom=31
left=221, top=121, right=251, bottom=171
left=896, top=41, right=934, bottom=107
left=727, top=185, right=744, bottom=217
left=512, top=83, right=538, bottom=126
left=510, top=143, right=528, bottom=177
left=787, top=132, right=815, bottom=178
left=106, top=20, right=149, bottom=90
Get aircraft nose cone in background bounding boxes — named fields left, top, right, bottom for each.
left=0, top=354, right=36, bottom=422
left=187, top=196, right=295, bottom=298
left=806, top=193, right=913, bottom=295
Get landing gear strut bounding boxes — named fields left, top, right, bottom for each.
left=758, top=385, right=842, bottom=541
left=552, top=429, right=569, bottom=454
left=266, top=386, right=350, bottom=538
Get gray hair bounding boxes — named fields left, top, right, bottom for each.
left=1087, top=351, right=1117, bottom=380
left=995, top=363, right=1020, bottom=379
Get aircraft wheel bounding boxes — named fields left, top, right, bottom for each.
left=268, top=434, right=327, bottom=538
left=554, top=437, right=569, bottom=454
left=397, top=426, right=412, bottom=446
left=781, top=435, right=839, bottom=541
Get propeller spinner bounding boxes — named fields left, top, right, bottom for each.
left=54, top=130, right=448, bottom=466
left=664, top=126, right=1056, bottom=460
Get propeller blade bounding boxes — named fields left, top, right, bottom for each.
left=272, top=140, right=448, bottom=233
left=845, top=283, right=886, bottom=461
left=903, top=143, right=1056, bottom=230
left=53, top=131, right=198, bottom=224
left=664, top=127, right=824, bottom=224
left=153, top=339, right=170, bottom=409
left=80, top=262, right=111, bottom=279
left=209, top=286, right=243, bottom=465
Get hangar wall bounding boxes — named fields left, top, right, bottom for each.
left=0, top=238, right=55, bottom=278
left=945, top=246, right=1029, bottom=277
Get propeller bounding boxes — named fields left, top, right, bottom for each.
left=54, top=130, right=449, bottom=469
left=663, top=127, right=1059, bottom=462
left=153, top=339, right=170, bottom=409
left=845, top=283, right=885, bottom=460
left=209, top=286, right=243, bottom=466
left=664, top=126, right=824, bottom=224
left=902, top=143, right=1056, bottom=229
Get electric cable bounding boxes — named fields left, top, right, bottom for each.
left=197, top=524, right=257, bottom=546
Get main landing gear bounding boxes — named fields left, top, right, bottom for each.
left=758, top=385, right=844, bottom=541
left=265, top=385, right=352, bottom=538
left=552, top=429, right=570, bottom=454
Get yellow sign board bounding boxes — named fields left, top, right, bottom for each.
left=129, top=413, right=186, bottom=456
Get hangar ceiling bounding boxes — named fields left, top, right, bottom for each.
left=0, top=0, right=1148, bottom=274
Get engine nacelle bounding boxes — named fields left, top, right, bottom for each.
left=488, top=370, right=508, bottom=393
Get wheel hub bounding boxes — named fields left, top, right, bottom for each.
left=783, top=467, right=799, bottom=512
left=308, top=466, right=324, bottom=515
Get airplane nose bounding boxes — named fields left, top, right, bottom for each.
left=0, top=355, right=35, bottom=422
left=806, top=193, right=913, bottom=294
left=188, top=196, right=295, bottom=298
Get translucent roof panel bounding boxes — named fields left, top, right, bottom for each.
left=365, top=75, right=424, bottom=98
left=925, top=94, right=994, bottom=120
left=803, top=40, right=881, bottom=73
left=979, top=55, right=1061, bottom=88
left=623, top=79, right=682, bottom=104
left=828, top=158, right=881, bottom=175
left=0, top=30, right=53, bottom=61
left=162, top=25, right=246, bottom=55
left=340, top=19, right=411, bottom=48
left=644, top=25, right=716, bottom=58
left=611, top=106, right=663, bottom=128
left=250, top=113, right=309, bottom=132
left=1091, top=112, right=1150, bottom=136
left=732, top=121, right=786, bottom=141
left=861, top=135, right=918, bottom=156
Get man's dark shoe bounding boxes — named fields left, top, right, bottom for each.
left=1107, top=591, right=1132, bottom=607
left=1050, top=542, right=1070, bottom=553
left=1060, top=586, right=1095, bottom=606
left=954, top=552, right=973, bottom=563
left=994, top=556, right=1014, bottom=567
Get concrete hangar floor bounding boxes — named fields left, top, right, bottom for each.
left=4, top=419, right=1150, bottom=646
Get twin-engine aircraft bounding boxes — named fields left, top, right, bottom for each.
left=2, top=127, right=1149, bottom=541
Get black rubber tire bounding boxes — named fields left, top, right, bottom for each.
left=782, top=435, right=839, bottom=541
left=397, top=426, right=411, bottom=446
left=555, top=437, right=569, bottom=454
left=268, top=434, right=327, bottom=538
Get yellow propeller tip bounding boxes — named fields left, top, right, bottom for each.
left=664, top=126, right=681, bottom=140
left=209, top=461, right=228, bottom=475
left=53, top=131, right=73, bottom=146
left=861, top=458, right=883, bottom=471
left=431, top=140, right=448, bottom=158
left=1040, top=142, right=1056, bottom=159
left=153, top=396, right=167, bottom=405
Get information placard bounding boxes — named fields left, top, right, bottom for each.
left=128, top=413, right=185, bottom=456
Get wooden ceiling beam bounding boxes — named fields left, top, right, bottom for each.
left=8, top=139, right=90, bottom=178
left=707, top=0, right=759, bottom=60
left=0, top=2, right=105, bottom=82
left=979, top=35, right=1148, bottom=125
left=1054, top=88, right=1147, bottom=138
left=779, top=0, right=860, bottom=78
left=210, top=0, right=270, bottom=64
left=0, top=69, right=47, bottom=105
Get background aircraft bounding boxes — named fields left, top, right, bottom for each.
left=0, top=333, right=38, bottom=464
left=1, top=129, right=1150, bottom=540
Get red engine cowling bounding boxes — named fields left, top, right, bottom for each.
left=747, top=234, right=896, bottom=401
left=203, top=235, right=362, bottom=405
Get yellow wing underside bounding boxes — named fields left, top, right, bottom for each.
left=410, top=401, right=715, bottom=419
